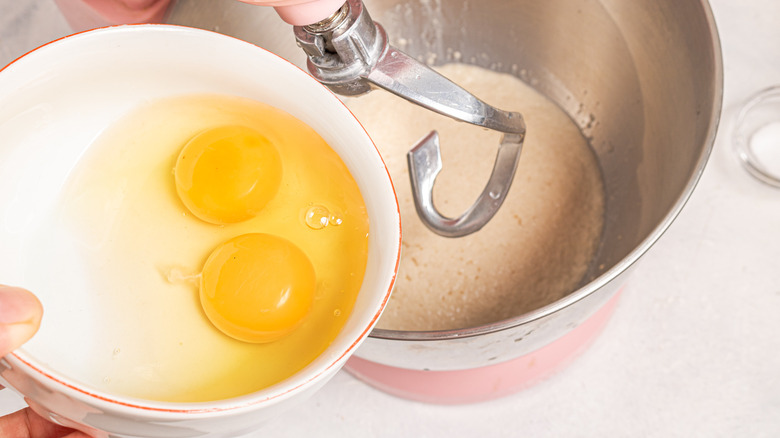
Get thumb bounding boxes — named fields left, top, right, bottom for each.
left=0, top=285, right=43, bottom=357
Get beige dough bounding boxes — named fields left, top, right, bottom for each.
left=346, top=63, right=605, bottom=331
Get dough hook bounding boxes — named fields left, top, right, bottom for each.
left=293, top=0, right=526, bottom=237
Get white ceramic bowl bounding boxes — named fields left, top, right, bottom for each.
left=0, top=25, right=400, bottom=437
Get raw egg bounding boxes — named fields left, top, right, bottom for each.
left=200, top=233, right=316, bottom=343
left=54, top=94, right=370, bottom=402
left=174, top=125, right=282, bottom=224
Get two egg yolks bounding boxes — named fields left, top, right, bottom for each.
left=174, top=125, right=315, bottom=343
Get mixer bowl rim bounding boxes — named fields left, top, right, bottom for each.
left=368, top=0, right=724, bottom=342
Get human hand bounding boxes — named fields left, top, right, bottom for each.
left=0, top=285, right=41, bottom=356
left=0, top=285, right=89, bottom=438
left=235, top=0, right=346, bottom=25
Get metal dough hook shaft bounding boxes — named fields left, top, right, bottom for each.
left=294, top=0, right=526, bottom=237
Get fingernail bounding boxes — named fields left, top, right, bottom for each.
left=0, top=286, right=42, bottom=325
left=0, top=286, right=43, bottom=354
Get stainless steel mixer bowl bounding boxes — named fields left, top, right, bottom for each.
left=169, top=0, right=722, bottom=371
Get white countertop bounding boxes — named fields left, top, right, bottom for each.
left=2, top=0, right=779, bottom=436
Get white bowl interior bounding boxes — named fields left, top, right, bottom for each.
left=0, top=25, right=400, bottom=409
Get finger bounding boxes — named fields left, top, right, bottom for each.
left=0, top=286, right=43, bottom=357
left=0, top=407, right=91, bottom=438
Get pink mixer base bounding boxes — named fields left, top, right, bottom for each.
left=345, top=291, right=621, bottom=404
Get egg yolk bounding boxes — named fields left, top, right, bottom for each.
left=200, top=233, right=316, bottom=343
left=174, top=125, right=282, bottom=224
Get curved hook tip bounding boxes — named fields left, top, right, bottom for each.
left=407, top=129, right=525, bottom=238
